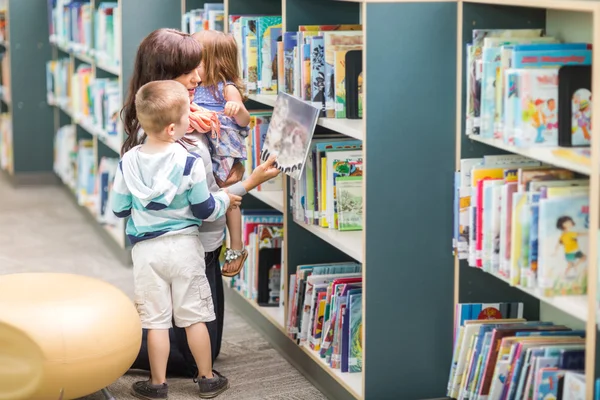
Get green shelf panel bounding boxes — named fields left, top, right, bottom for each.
left=364, top=2, right=457, bottom=398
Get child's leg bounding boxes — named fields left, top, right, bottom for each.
left=223, top=206, right=243, bottom=274
left=130, top=237, right=174, bottom=399
left=147, top=329, right=171, bottom=384
left=185, top=322, right=213, bottom=378
left=171, top=235, right=228, bottom=397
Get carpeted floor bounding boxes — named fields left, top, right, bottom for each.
left=0, top=175, right=327, bottom=400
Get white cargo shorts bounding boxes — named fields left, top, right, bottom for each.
left=131, top=234, right=216, bottom=329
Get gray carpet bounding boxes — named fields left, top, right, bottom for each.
left=0, top=175, right=327, bottom=400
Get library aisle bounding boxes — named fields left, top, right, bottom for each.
left=0, top=175, right=327, bottom=400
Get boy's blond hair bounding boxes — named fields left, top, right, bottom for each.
left=135, top=80, right=189, bottom=134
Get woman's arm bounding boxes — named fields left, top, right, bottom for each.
left=223, top=85, right=251, bottom=127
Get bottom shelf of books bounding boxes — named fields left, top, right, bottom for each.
left=54, top=124, right=125, bottom=249
left=230, top=208, right=364, bottom=399
left=448, top=301, right=587, bottom=400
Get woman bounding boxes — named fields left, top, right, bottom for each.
left=124, top=28, right=279, bottom=377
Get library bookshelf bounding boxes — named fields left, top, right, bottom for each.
left=454, top=0, right=600, bottom=397
left=0, top=0, right=54, bottom=185
left=46, top=0, right=182, bottom=261
left=223, top=0, right=456, bottom=399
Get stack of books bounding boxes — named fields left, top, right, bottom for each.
left=181, top=3, right=224, bottom=33
left=287, top=262, right=363, bottom=374
left=448, top=302, right=586, bottom=400
left=453, top=154, right=589, bottom=296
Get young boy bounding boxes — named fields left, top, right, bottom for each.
left=111, top=80, right=239, bottom=399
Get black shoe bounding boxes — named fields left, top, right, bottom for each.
left=195, top=370, right=229, bottom=398
left=131, top=380, right=168, bottom=400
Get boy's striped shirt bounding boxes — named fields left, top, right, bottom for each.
left=111, top=144, right=229, bottom=244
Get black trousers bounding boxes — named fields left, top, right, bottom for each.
left=130, top=246, right=225, bottom=378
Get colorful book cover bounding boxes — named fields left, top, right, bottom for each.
left=499, top=183, right=517, bottom=278
left=282, top=32, right=297, bottom=95
left=479, top=46, right=502, bottom=138
left=482, top=180, right=502, bottom=272
left=336, top=176, right=363, bottom=231
left=302, top=42, right=311, bottom=100
left=260, top=92, right=320, bottom=180
left=538, top=195, right=589, bottom=296
left=256, top=16, right=282, bottom=93
left=348, top=292, right=362, bottom=373
left=310, top=36, right=325, bottom=113
left=322, top=31, right=363, bottom=118
left=513, top=68, right=560, bottom=147
left=467, top=29, right=543, bottom=136
left=327, top=150, right=363, bottom=229
left=503, top=69, right=521, bottom=145
left=334, top=49, right=351, bottom=118
left=510, top=192, right=527, bottom=286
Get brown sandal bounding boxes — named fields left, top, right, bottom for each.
left=221, top=248, right=248, bottom=277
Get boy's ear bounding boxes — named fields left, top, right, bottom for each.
left=166, top=123, right=176, bottom=137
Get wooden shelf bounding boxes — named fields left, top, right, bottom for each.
left=468, top=135, right=591, bottom=175
left=49, top=95, right=121, bottom=154
left=225, top=283, right=361, bottom=399
left=295, top=221, right=363, bottom=263
left=51, top=38, right=120, bottom=76
left=224, top=279, right=286, bottom=331
left=248, top=94, right=364, bottom=140
left=462, top=0, right=597, bottom=11
left=248, top=189, right=284, bottom=212
left=300, top=345, right=362, bottom=400
left=484, top=271, right=588, bottom=322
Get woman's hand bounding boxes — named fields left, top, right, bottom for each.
left=242, top=156, right=281, bottom=192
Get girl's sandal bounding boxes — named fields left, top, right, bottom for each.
left=221, top=248, right=248, bottom=278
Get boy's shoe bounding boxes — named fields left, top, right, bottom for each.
left=195, top=370, right=230, bottom=398
left=131, top=380, right=168, bottom=400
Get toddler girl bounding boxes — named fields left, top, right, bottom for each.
left=189, top=30, right=250, bottom=277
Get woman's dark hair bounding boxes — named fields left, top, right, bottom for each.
left=120, top=28, right=202, bottom=155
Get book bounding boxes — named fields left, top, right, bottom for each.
left=537, top=195, right=589, bottom=296
left=336, top=176, right=363, bottom=231
left=260, top=92, right=320, bottom=180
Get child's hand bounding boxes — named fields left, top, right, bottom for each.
left=224, top=189, right=242, bottom=209
left=224, top=101, right=243, bottom=117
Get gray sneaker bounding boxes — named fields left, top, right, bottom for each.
left=195, top=370, right=229, bottom=398
left=131, top=380, right=168, bottom=400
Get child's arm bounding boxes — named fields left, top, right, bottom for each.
left=111, top=161, right=132, bottom=218
left=224, top=84, right=250, bottom=127
left=188, top=154, right=241, bottom=222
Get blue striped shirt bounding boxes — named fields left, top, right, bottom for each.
left=111, top=144, right=230, bottom=245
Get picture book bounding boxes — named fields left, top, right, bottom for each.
left=336, top=176, right=363, bottom=231
left=321, top=31, right=363, bottom=118
left=260, top=92, right=320, bottom=180
left=512, top=68, right=559, bottom=147
left=309, top=36, right=325, bottom=113
left=562, top=371, right=586, bottom=399
left=348, top=292, right=362, bottom=373
left=282, top=32, right=297, bottom=95
left=538, top=195, right=589, bottom=296
left=490, top=37, right=558, bottom=138
left=256, top=16, right=282, bottom=93
left=326, top=150, right=363, bottom=229
left=334, top=49, right=351, bottom=118
left=467, top=29, right=543, bottom=136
